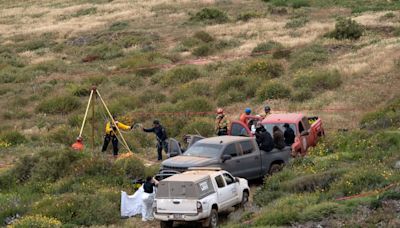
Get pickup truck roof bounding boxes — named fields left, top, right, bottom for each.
left=163, top=170, right=223, bottom=183
left=196, top=136, right=251, bottom=145
left=263, top=113, right=304, bottom=124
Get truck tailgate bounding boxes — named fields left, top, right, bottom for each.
left=156, top=199, right=198, bottom=214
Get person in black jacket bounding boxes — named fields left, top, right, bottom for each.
left=283, top=123, right=295, bottom=146
left=273, top=126, right=286, bottom=150
left=143, top=120, right=168, bottom=161
left=254, top=124, right=274, bottom=152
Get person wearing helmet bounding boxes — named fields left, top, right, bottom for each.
left=259, top=105, right=271, bottom=119
left=239, top=108, right=252, bottom=124
left=143, top=120, right=168, bottom=161
left=102, top=115, right=133, bottom=157
left=215, top=108, right=230, bottom=136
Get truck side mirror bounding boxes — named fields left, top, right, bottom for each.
left=222, top=154, right=232, bottom=162
left=300, top=131, right=309, bottom=136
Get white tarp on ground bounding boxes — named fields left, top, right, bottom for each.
left=121, top=186, right=144, bottom=217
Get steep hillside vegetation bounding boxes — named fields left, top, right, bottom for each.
left=1, top=0, right=400, bottom=226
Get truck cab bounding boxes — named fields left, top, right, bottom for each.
left=229, top=113, right=324, bottom=156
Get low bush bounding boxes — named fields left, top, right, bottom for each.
left=285, top=16, right=309, bottom=28
left=120, top=52, right=171, bottom=76
left=291, top=87, right=313, bottom=101
left=68, top=84, right=91, bottom=97
left=113, top=156, right=145, bottom=179
left=0, top=48, right=26, bottom=67
left=0, top=66, right=20, bottom=83
left=113, top=74, right=144, bottom=90
left=237, top=12, right=258, bottom=22
left=176, top=97, right=213, bottom=112
left=46, top=125, right=78, bottom=146
left=290, top=44, right=329, bottom=70
left=193, top=31, right=214, bottom=43
left=217, top=90, right=246, bottom=106
left=72, top=7, right=97, bottom=17
left=256, top=82, right=291, bottom=101
left=280, top=170, right=343, bottom=193
left=27, top=60, right=68, bottom=76
left=171, top=82, right=212, bottom=103
left=192, top=43, right=213, bottom=56
left=109, top=21, right=129, bottom=31
left=329, top=17, right=364, bottom=40
left=215, top=76, right=260, bottom=99
left=292, top=0, right=310, bottom=8
left=298, top=202, right=341, bottom=222
left=10, top=215, right=62, bottom=228
left=190, top=8, right=229, bottom=24
left=83, top=75, right=107, bottom=86
left=292, top=69, right=342, bottom=91
left=160, top=66, right=203, bottom=86
left=360, top=98, right=400, bottom=130
left=88, top=44, right=123, bottom=60
left=180, top=118, right=215, bottom=137
left=0, top=131, right=27, bottom=146
left=246, top=59, right=284, bottom=79
left=36, top=95, right=81, bottom=114
left=138, top=90, right=167, bottom=104
left=252, top=41, right=283, bottom=55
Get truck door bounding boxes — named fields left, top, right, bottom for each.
left=215, top=175, right=230, bottom=208
left=237, top=140, right=262, bottom=179
left=298, top=121, right=309, bottom=154
left=220, top=143, right=242, bottom=177
left=222, top=173, right=239, bottom=206
left=230, top=121, right=251, bottom=137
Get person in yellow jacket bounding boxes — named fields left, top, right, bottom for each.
left=101, top=115, right=133, bottom=157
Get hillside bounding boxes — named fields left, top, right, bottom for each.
left=1, top=0, right=400, bottom=227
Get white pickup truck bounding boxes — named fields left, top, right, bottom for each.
left=153, top=168, right=250, bottom=228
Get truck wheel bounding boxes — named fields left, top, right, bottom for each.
left=160, top=221, right=173, bottom=228
left=268, top=163, right=281, bottom=175
left=241, top=191, right=249, bottom=207
left=204, top=209, right=218, bottom=228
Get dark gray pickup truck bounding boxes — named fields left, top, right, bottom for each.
left=160, top=136, right=291, bottom=180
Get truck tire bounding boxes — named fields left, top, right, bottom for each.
left=268, top=163, right=281, bottom=175
left=160, top=221, right=173, bottom=228
left=241, top=191, right=249, bottom=207
left=203, top=209, right=218, bottom=228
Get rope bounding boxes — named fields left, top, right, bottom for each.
left=79, top=90, right=94, bottom=137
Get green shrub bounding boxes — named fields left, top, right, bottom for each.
left=217, top=90, right=247, bottom=106
left=0, top=48, right=26, bottom=67
left=252, top=41, right=283, bottom=55
left=0, top=66, right=19, bottom=83
left=290, top=44, right=328, bottom=70
left=190, top=8, right=229, bottom=24
left=192, top=43, right=213, bottom=56
left=138, top=90, right=167, bottom=104
left=34, top=192, right=119, bottom=226
left=160, top=66, right=202, bottom=86
left=291, top=87, right=313, bottom=101
left=11, top=215, right=62, bottom=228
left=68, top=84, right=91, bottom=97
left=72, top=7, right=97, bottom=17
left=280, top=170, right=343, bottom=193
left=88, top=44, right=123, bottom=60
left=299, top=202, right=341, bottom=222
left=0, top=131, right=27, bottom=145
left=109, top=21, right=129, bottom=31
left=329, top=18, right=364, bottom=40
left=285, top=16, right=309, bottom=28
left=36, top=95, right=81, bottom=114
left=273, top=48, right=291, bottom=59
left=113, top=156, right=145, bottom=179
left=293, top=69, right=342, bottom=91
left=171, top=82, right=212, bottom=103
left=72, top=156, right=113, bottom=177
left=27, top=60, right=68, bottom=76
left=256, top=82, right=291, bottom=101
left=237, top=12, right=258, bottom=22
left=176, top=97, right=213, bottom=112
left=360, top=98, right=400, bottom=130
left=113, top=74, right=144, bottom=90
left=46, top=125, right=78, bottom=146
left=83, top=75, right=107, bottom=85
left=292, top=0, right=310, bottom=8
left=246, top=59, right=284, bottom=79
left=180, top=118, right=214, bottom=137
left=193, top=31, right=214, bottom=43
left=120, top=52, right=171, bottom=76
left=215, top=76, right=260, bottom=98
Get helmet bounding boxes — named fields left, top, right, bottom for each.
left=216, top=108, right=224, bottom=114
left=245, top=108, right=251, bottom=114
left=264, top=105, right=271, bottom=113
left=153, top=120, right=160, bottom=125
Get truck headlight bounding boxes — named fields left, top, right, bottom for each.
left=196, top=201, right=203, bottom=213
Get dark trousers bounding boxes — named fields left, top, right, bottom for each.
left=157, top=140, right=168, bottom=161
left=102, top=135, right=119, bottom=156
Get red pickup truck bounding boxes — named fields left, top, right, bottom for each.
left=229, top=113, right=324, bottom=156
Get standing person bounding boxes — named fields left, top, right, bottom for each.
left=215, top=108, right=230, bottom=136
left=143, top=120, right=168, bottom=161
left=239, top=108, right=252, bottom=124
left=272, top=126, right=285, bottom=150
left=101, top=115, right=132, bottom=157
left=283, top=123, right=295, bottom=146
left=141, top=176, right=159, bottom=221
left=254, top=124, right=274, bottom=152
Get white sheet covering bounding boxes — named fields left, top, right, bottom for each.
left=121, top=186, right=144, bottom=217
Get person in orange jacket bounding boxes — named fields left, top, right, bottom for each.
left=101, top=115, right=132, bottom=157
left=239, top=108, right=252, bottom=124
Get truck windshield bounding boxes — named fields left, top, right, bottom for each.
left=183, top=143, right=223, bottom=158
left=263, top=123, right=296, bottom=135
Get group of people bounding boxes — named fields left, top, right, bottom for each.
left=101, top=116, right=168, bottom=160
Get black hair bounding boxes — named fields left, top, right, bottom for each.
left=146, top=176, right=152, bottom=182
left=283, top=123, right=289, bottom=128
